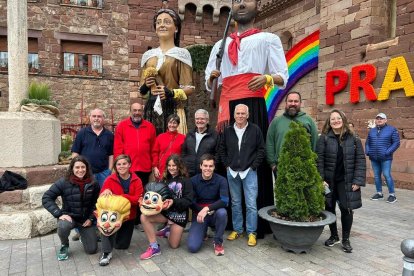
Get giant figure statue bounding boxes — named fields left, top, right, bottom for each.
left=205, top=0, right=289, bottom=238
left=140, top=8, right=194, bottom=135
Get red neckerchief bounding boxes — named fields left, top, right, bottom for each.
left=70, top=175, right=92, bottom=199
left=228, top=28, right=261, bottom=66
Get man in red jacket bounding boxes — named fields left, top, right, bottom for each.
left=114, top=102, right=156, bottom=185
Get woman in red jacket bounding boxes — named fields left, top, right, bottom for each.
left=152, top=114, right=186, bottom=180
left=98, top=154, right=143, bottom=266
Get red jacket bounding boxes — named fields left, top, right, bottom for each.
left=114, top=118, right=156, bottom=173
left=100, top=173, right=143, bottom=220
left=152, top=131, right=185, bottom=177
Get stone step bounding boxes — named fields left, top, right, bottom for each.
left=0, top=183, right=61, bottom=240
left=0, top=208, right=57, bottom=240
left=0, top=183, right=56, bottom=212
left=0, top=166, right=67, bottom=239
left=0, top=164, right=67, bottom=187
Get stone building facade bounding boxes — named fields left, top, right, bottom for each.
left=0, top=0, right=413, bottom=187
left=255, top=0, right=414, bottom=188
left=0, top=0, right=230, bottom=126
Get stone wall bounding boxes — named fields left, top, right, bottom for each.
left=255, top=0, right=320, bottom=119
left=0, top=0, right=131, bottom=123
left=317, top=0, right=414, bottom=188
left=256, top=0, right=414, bottom=188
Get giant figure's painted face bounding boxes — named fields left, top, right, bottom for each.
left=95, top=195, right=131, bottom=236
left=140, top=182, right=173, bottom=216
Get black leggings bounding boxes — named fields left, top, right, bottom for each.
left=325, top=180, right=353, bottom=240
left=101, top=219, right=135, bottom=252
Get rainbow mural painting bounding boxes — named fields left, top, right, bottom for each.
left=265, top=30, right=320, bottom=122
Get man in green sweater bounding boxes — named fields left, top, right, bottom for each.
left=266, top=91, right=318, bottom=177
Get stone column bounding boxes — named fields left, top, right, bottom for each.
left=7, top=1, right=28, bottom=112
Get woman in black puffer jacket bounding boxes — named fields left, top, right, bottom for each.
left=42, top=156, right=100, bottom=261
left=316, top=109, right=366, bottom=253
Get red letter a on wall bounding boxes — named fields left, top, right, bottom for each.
left=377, top=56, right=414, bottom=101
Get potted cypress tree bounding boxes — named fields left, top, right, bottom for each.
left=258, top=121, right=336, bottom=253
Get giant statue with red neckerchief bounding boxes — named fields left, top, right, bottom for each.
left=205, top=0, right=289, bottom=239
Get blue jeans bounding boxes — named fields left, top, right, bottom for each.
left=187, top=208, right=227, bottom=253
left=371, top=159, right=395, bottom=194
left=227, top=169, right=258, bottom=235
left=94, top=169, right=111, bottom=188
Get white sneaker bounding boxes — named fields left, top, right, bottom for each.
left=99, top=252, right=112, bottom=266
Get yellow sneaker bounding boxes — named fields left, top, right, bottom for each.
left=247, top=233, right=257, bottom=246
left=227, top=231, right=243, bottom=241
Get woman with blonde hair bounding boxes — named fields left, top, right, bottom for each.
left=316, top=109, right=366, bottom=253
left=98, top=154, right=144, bottom=266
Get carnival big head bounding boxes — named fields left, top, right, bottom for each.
left=95, top=195, right=131, bottom=236
left=140, top=182, right=173, bottom=216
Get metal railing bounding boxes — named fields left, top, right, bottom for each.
left=61, top=123, right=116, bottom=139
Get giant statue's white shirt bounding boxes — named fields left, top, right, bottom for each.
left=205, top=32, right=289, bottom=90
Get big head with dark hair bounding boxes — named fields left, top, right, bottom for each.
left=65, top=155, right=93, bottom=180
left=153, top=8, right=182, bottom=47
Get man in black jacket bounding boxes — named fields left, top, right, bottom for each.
left=181, top=109, right=219, bottom=177
left=219, top=104, right=265, bottom=247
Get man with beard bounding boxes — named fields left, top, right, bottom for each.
left=266, top=92, right=318, bottom=178
left=114, top=102, right=156, bottom=185
left=72, top=108, right=114, bottom=188
left=205, top=0, right=288, bottom=239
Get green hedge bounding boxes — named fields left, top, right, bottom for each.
left=186, top=44, right=214, bottom=73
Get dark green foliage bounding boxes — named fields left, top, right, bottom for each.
left=20, top=98, right=58, bottom=107
left=274, top=121, right=324, bottom=221
left=186, top=44, right=213, bottom=73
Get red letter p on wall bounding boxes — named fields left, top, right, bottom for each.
left=326, top=70, right=348, bottom=105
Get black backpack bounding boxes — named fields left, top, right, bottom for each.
left=0, top=171, right=28, bottom=193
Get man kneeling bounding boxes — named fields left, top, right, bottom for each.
left=187, top=154, right=229, bottom=256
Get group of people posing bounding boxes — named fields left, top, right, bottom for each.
left=42, top=0, right=401, bottom=266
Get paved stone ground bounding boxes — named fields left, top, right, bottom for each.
left=0, top=184, right=412, bottom=276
